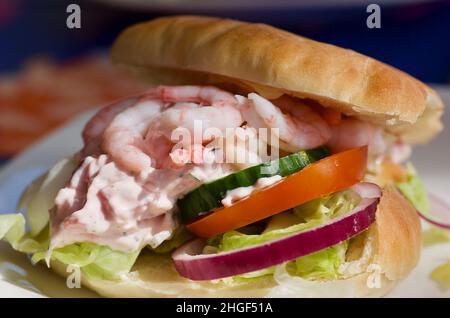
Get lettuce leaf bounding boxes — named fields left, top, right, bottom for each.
left=17, top=157, right=78, bottom=236
left=396, top=162, right=430, bottom=214
left=0, top=214, right=26, bottom=248
left=32, top=242, right=141, bottom=280
left=0, top=214, right=47, bottom=253
left=395, top=163, right=450, bottom=247
left=0, top=212, right=141, bottom=280
left=288, top=242, right=348, bottom=280
left=293, top=189, right=360, bottom=222
left=218, top=222, right=319, bottom=252
left=212, top=190, right=360, bottom=280
left=231, top=267, right=276, bottom=282
left=233, top=243, right=348, bottom=282
left=423, top=227, right=450, bottom=247
left=431, top=260, right=450, bottom=289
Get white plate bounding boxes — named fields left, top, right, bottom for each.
left=0, top=87, right=449, bottom=298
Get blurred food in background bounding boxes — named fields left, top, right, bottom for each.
left=0, top=56, right=147, bottom=157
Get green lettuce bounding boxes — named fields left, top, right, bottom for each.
left=18, top=157, right=78, bottom=236
left=231, top=267, right=276, bottom=282
left=395, top=163, right=450, bottom=248
left=211, top=190, right=360, bottom=280
left=288, top=242, right=348, bottom=280
left=232, top=243, right=348, bottom=282
left=0, top=212, right=141, bottom=280
left=423, top=227, right=450, bottom=247
left=431, top=260, right=450, bottom=289
left=396, top=162, right=430, bottom=214
left=0, top=214, right=47, bottom=254
left=32, top=242, right=141, bottom=280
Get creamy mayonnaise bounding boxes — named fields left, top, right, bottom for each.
left=51, top=154, right=230, bottom=252
left=221, top=175, right=283, bottom=207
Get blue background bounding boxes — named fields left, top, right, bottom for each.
left=0, top=0, right=450, bottom=83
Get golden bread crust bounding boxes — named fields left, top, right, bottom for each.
left=111, top=15, right=442, bottom=133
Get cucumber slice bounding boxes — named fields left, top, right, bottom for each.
left=177, top=147, right=329, bottom=223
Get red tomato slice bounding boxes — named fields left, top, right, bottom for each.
left=187, top=146, right=368, bottom=238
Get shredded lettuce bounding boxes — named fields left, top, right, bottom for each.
left=395, top=163, right=450, bottom=247
left=0, top=214, right=47, bottom=253
left=210, top=190, right=360, bottom=281
left=217, top=223, right=317, bottom=252
left=396, top=162, right=430, bottom=214
left=293, top=189, right=360, bottom=222
left=431, top=260, right=450, bottom=289
left=423, top=227, right=450, bottom=247
left=396, top=163, right=450, bottom=289
left=0, top=212, right=141, bottom=280
left=231, top=267, right=276, bottom=282
left=32, top=242, right=141, bottom=280
left=288, top=242, right=348, bottom=280
left=233, top=243, right=348, bottom=282
left=0, top=214, right=26, bottom=248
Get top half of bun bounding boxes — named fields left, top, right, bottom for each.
left=110, top=15, right=444, bottom=144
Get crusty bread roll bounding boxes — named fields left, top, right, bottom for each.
left=51, top=186, right=421, bottom=298
left=110, top=15, right=444, bottom=144
left=51, top=16, right=428, bottom=297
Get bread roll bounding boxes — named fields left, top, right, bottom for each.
left=110, top=16, right=444, bottom=143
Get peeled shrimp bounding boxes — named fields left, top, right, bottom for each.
left=145, top=86, right=243, bottom=167
left=157, top=102, right=243, bottom=141
left=155, top=86, right=242, bottom=139
left=81, top=97, right=138, bottom=156
left=240, top=94, right=331, bottom=152
left=154, top=85, right=238, bottom=105
left=327, top=118, right=386, bottom=156
left=101, top=98, right=164, bottom=175
left=101, top=86, right=243, bottom=173
left=83, top=84, right=233, bottom=146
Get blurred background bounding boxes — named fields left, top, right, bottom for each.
left=0, top=0, right=449, bottom=162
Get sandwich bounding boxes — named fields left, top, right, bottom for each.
left=0, top=16, right=444, bottom=298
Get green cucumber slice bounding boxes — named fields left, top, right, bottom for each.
left=178, top=147, right=329, bottom=223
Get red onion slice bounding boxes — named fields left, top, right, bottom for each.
left=417, top=193, right=450, bottom=230
left=172, top=182, right=381, bottom=281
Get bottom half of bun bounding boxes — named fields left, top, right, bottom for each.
left=51, top=185, right=421, bottom=298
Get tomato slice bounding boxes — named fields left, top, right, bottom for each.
left=187, top=146, right=368, bottom=238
